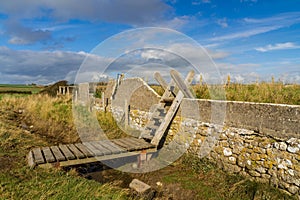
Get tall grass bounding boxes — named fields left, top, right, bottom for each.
left=0, top=94, right=129, bottom=199
left=151, top=82, right=300, bottom=105
left=0, top=94, right=78, bottom=144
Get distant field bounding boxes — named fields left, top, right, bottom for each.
left=0, top=84, right=44, bottom=98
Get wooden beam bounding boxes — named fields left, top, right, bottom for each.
left=170, top=70, right=194, bottom=98
left=154, top=72, right=168, bottom=91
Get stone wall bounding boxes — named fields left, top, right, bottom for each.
left=106, top=77, right=300, bottom=196
left=129, top=109, right=300, bottom=196
left=181, top=99, right=300, bottom=139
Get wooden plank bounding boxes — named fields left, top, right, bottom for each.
left=170, top=69, right=194, bottom=98
left=118, top=139, right=142, bottom=151
left=83, top=142, right=104, bottom=156
left=153, top=109, right=165, bottom=116
left=59, top=145, right=76, bottom=160
left=151, top=70, right=195, bottom=146
left=90, top=141, right=112, bottom=155
left=27, top=150, right=35, bottom=167
left=67, top=144, right=86, bottom=159
left=154, top=72, right=168, bottom=91
left=50, top=146, right=66, bottom=161
left=32, top=147, right=45, bottom=164
left=112, top=139, right=136, bottom=151
left=99, top=140, right=126, bottom=154
left=75, top=143, right=94, bottom=157
left=42, top=147, right=56, bottom=163
left=123, top=137, right=144, bottom=149
left=131, top=137, right=155, bottom=148
left=160, top=97, right=174, bottom=103
left=124, top=138, right=154, bottom=149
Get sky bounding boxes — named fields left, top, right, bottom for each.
left=0, top=0, right=300, bottom=84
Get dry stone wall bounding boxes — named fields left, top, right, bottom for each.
left=129, top=109, right=300, bottom=196
left=107, top=77, right=300, bottom=196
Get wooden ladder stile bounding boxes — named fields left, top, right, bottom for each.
left=150, top=70, right=195, bottom=146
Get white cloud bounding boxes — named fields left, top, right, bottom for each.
left=240, top=0, right=257, bottom=3
left=211, top=25, right=281, bottom=41
left=153, top=16, right=191, bottom=30
left=255, top=42, right=300, bottom=52
left=217, top=18, right=228, bottom=28
left=192, top=0, right=211, bottom=5
left=211, top=12, right=300, bottom=42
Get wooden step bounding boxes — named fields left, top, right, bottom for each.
left=160, top=97, right=174, bottom=103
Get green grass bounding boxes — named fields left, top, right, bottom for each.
left=0, top=167, right=128, bottom=200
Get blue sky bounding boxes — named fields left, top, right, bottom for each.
left=0, top=0, right=299, bottom=84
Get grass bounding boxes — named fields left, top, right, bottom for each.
left=0, top=95, right=129, bottom=199
left=0, top=167, right=128, bottom=199
left=0, top=94, right=296, bottom=199
left=151, top=82, right=300, bottom=105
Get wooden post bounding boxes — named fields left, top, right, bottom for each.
left=62, top=86, right=66, bottom=95
left=66, top=86, right=69, bottom=95
left=102, top=91, right=105, bottom=110
left=74, top=90, right=78, bottom=102
left=124, top=100, right=130, bottom=129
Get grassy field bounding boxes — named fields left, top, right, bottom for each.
left=151, top=82, right=300, bottom=105
left=0, top=94, right=295, bottom=199
left=0, top=84, right=44, bottom=100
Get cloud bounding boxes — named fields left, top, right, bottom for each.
left=192, top=0, right=211, bottom=5
left=255, top=42, right=300, bottom=52
left=5, top=20, right=51, bottom=45
left=217, top=18, right=228, bottom=28
left=240, top=0, right=257, bottom=3
left=211, top=25, right=281, bottom=41
left=0, top=0, right=177, bottom=45
left=154, top=16, right=192, bottom=30
left=0, top=0, right=171, bottom=26
left=211, top=12, right=300, bottom=42
left=0, top=46, right=113, bottom=84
